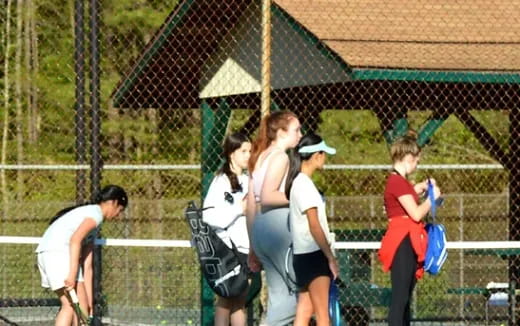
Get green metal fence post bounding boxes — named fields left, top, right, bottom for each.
left=200, top=98, right=231, bottom=325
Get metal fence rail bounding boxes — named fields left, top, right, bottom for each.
left=1, top=237, right=520, bottom=325
left=1, top=0, right=520, bottom=324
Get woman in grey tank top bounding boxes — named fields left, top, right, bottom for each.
left=246, top=111, right=302, bottom=326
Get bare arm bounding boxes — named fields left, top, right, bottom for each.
left=260, top=152, right=289, bottom=207
left=398, top=185, right=441, bottom=222
left=65, top=218, right=97, bottom=290
left=306, top=207, right=338, bottom=279
left=246, top=178, right=262, bottom=272
left=245, top=178, right=256, bottom=240
left=81, top=243, right=94, bottom=315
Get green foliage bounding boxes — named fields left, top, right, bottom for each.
left=415, top=272, right=451, bottom=317
left=318, top=110, right=388, bottom=164
left=318, top=110, right=508, bottom=165
left=102, top=0, right=179, bottom=75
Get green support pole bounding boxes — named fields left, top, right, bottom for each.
left=383, top=118, right=409, bottom=144
left=417, top=115, right=449, bottom=147
left=383, top=116, right=446, bottom=147
left=382, top=130, right=393, bottom=144
left=393, top=118, right=409, bottom=139
left=201, top=98, right=231, bottom=326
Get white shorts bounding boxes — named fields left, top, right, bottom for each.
left=37, top=251, right=84, bottom=291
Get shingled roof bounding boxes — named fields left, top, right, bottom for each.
left=111, top=0, right=520, bottom=109
left=275, top=0, right=520, bottom=71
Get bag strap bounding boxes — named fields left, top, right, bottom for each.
left=187, top=200, right=214, bottom=215
left=191, top=201, right=248, bottom=267
left=284, top=244, right=298, bottom=294
left=427, top=178, right=436, bottom=222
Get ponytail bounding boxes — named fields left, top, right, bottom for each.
left=248, top=117, right=269, bottom=172
left=49, top=204, right=82, bottom=225
left=284, top=147, right=303, bottom=199
left=49, top=185, right=127, bottom=225
left=284, top=133, right=323, bottom=199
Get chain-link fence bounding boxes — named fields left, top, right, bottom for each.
left=1, top=0, right=520, bottom=325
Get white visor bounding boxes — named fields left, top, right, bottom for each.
left=298, top=141, right=336, bottom=155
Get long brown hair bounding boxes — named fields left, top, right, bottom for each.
left=248, top=110, right=298, bottom=172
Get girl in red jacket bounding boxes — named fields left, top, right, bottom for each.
left=378, top=133, right=441, bottom=326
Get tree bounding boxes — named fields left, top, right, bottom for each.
left=15, top=0, right=24, bottom=200
left=2, top=0, right=13, bottom=217
left=25, top=0, right=38, bottom=143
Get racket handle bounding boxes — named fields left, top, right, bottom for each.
left=68, top=289, right=80, bottom=304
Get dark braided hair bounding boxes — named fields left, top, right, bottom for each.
left=219, top=132, right=250, bottom=193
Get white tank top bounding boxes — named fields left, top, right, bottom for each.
left=252, top=149, right=287, bottom=202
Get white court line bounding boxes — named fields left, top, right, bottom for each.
left=2, top=236, right=520, bottom=250
left=334, top=241, right=520, bottom=250
left=0, top=236, right=191, bottom=247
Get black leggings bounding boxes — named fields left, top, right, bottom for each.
left=388, top=235, right=417, bottom=326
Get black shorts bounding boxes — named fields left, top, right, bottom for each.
left=293, top=249, right=332, bottom=290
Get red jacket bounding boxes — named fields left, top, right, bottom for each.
left=378, top=216, right=428, bottom=279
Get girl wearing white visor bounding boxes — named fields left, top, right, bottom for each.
left=285, top=133, right=339, bottom=326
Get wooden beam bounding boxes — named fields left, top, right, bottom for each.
left=454, top=110, right=507, bottom=168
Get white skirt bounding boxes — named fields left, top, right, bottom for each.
left=37, top=251, right=84, bottom=291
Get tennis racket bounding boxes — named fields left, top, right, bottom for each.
left=329, top=280, right=341, bottom=326
left=68, top=289, right=90, bottom=325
